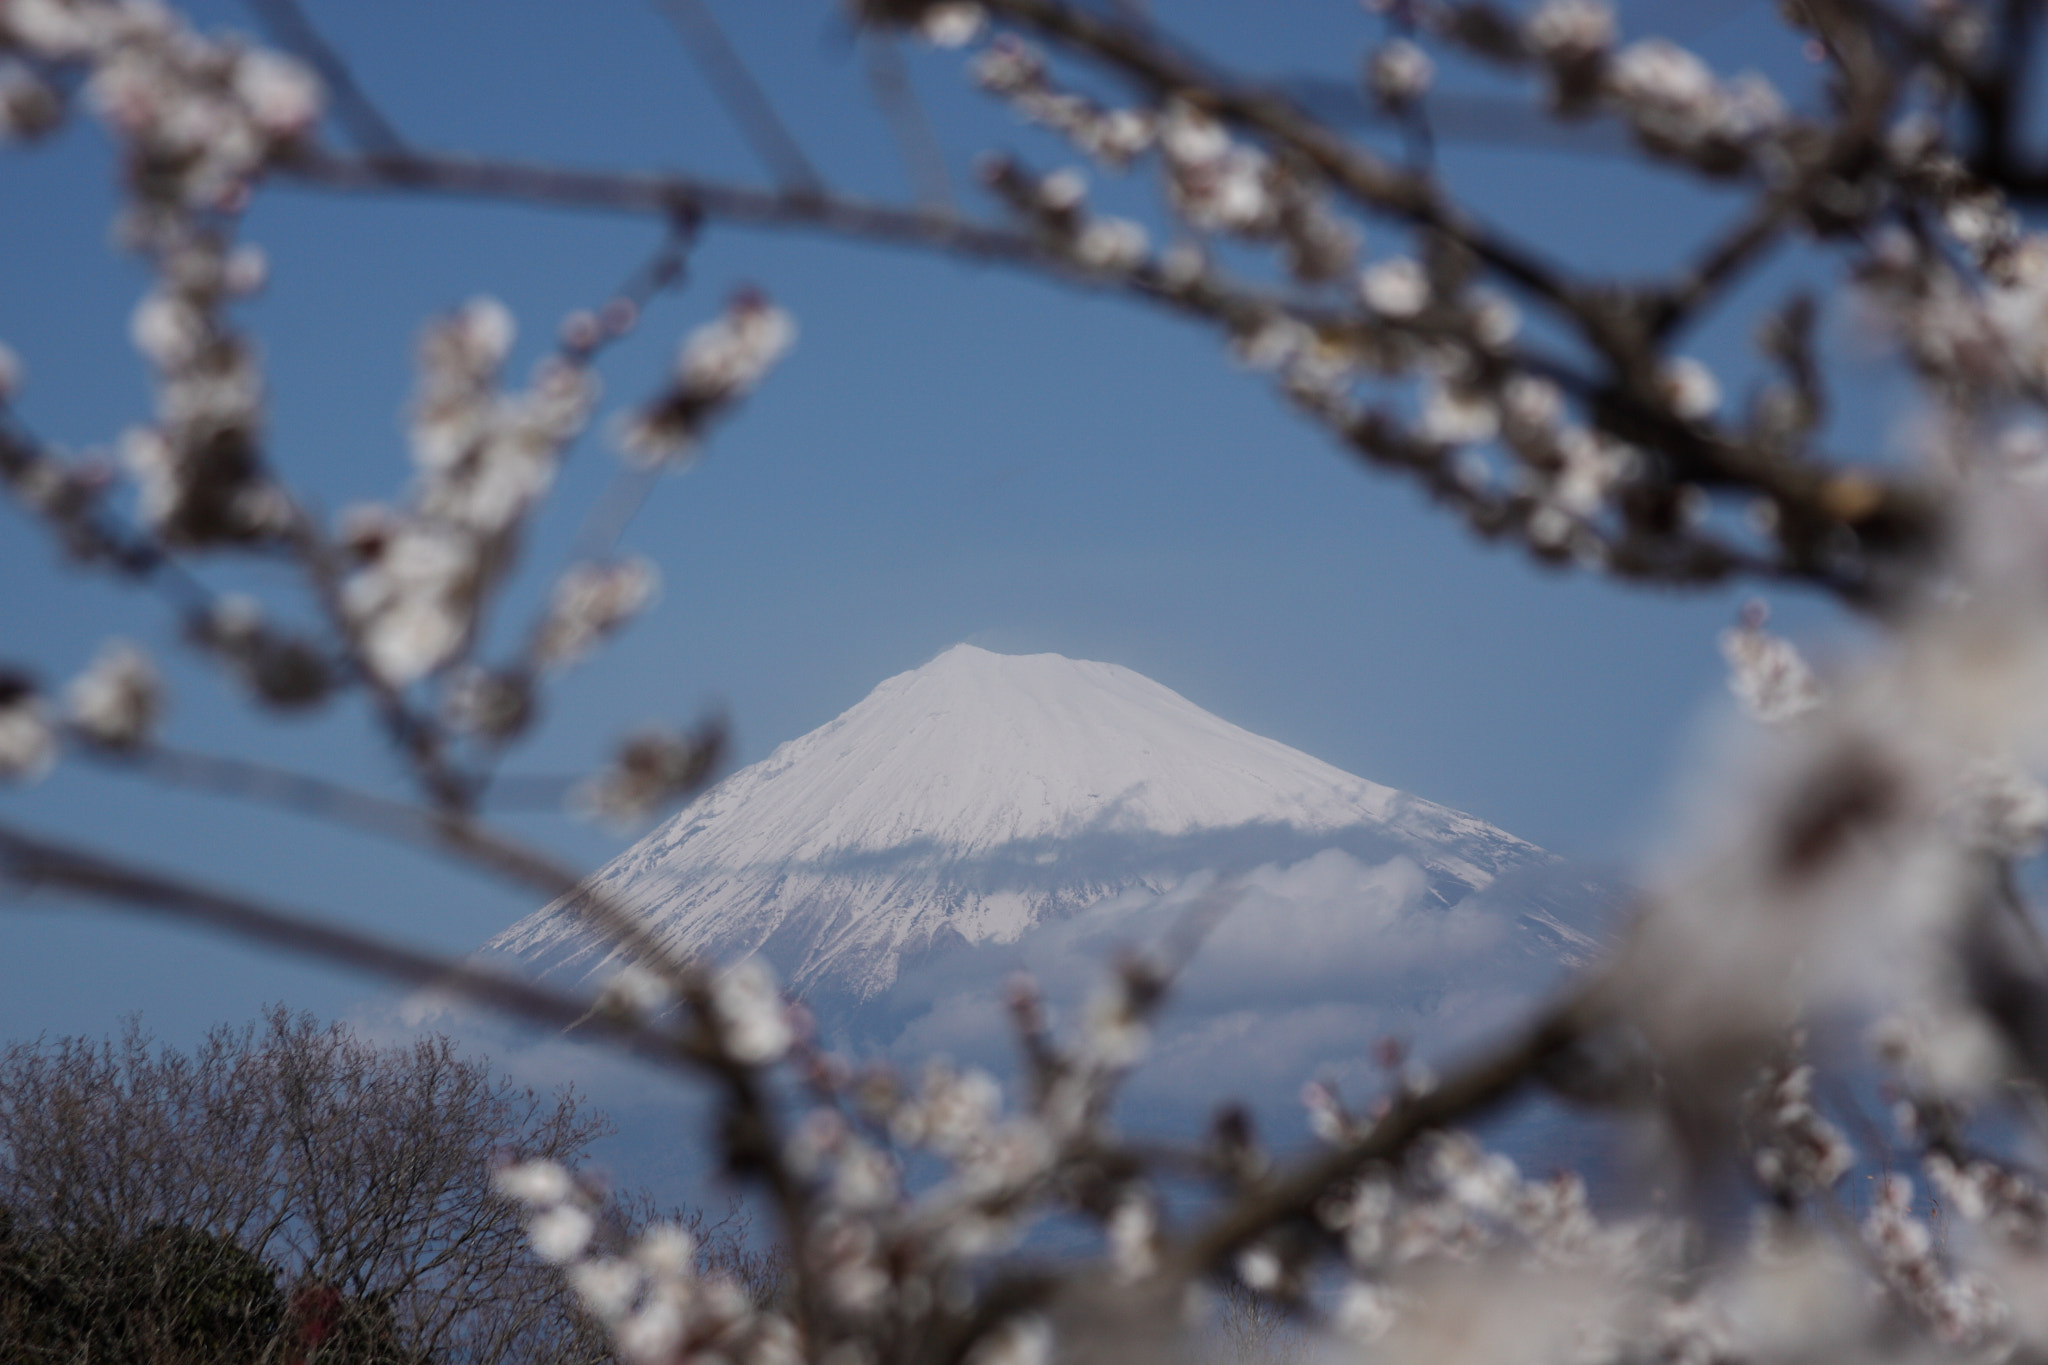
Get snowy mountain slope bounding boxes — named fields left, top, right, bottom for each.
left=490, top=645, right=1589, bottom=1003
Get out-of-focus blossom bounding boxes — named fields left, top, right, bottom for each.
left=621, top=294, right=795, bottom=464
left=1526, top=0, right=1615, bottom=62
left=341, top=520, right=479, bottom=685
left=441, top=665, right=533, bottom=741
left=1368, top=39, right=1434, bottom=108
left=919, top=2, right=984, bottom=47
left=1360, top=257, right=1429, bottom=318
left=1107, top=1195, right=1157, bottom=1280
left=0, top=672, right=54, bottom=782
left=1606, top=39, right=1783, bottom=170
left=229, top=48, right=319, bottom=139
left=966, top=1315, right=1051, bottom=1365
left=186, top=595, right=334, bottom=710
left=528, top=1204, right=596, bottom=1264
left=0, top=58, right=61, bottom=139
left=1658, top=356, right=1721, bottom=419
left=1158, top=101, right=1275, bottom=235
left=973, top=35, right=1154, bottom=168
left=534, top=558, right=659, bottom=668
left=1073, top=216, right=1149, bottom=273
left=1420, top=381, right=1499, bottom=446
left=1864, top=1174, right=2008, bottom=1346
left=0, top=342, right=19, bottom=402
left=1720, top=604, right=1824, bottom=723
left=574, top=722, right=726, bottom=824
left=1743, top=1056, right=1855, bottom=1197
left=594, top=963, right=672, bottom=1022
left=493, top=1158, right=573, bottom=1208
left=711, top=960, right=793, bottom=1065
left=64, top=639, right=162, bottom=748
left=1949, top=756, right=2048, bottom=857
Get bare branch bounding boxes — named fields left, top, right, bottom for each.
left=864, top=34, right=958, bottom=211
left=0, top=819, right=709, bottom=1073
left=647, top=0, right=826, bottom=196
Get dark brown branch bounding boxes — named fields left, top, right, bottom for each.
left=1168, top=983, right=1598, bottom=1279
left=0, top=819, right=708, bottom=1072
left=274, top=147, right=1052, bottom=265
left=69, top=731, right=714, bottom=994
left=272, top=143, right=1939, bottom=605
left=976, top=0, right=1581, bottom=317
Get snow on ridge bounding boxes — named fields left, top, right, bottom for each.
left=640, top=644, right=1510, bottom=859
left=489, top=644, right=1550, bottom=997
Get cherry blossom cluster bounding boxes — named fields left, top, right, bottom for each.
left=620, top=293, right=796, bottom=464
left=495, top=1158, right=800, bottom=1365
left=575, top=723, right=729, bottom=824
left=339, top=298, right=600, bottom=687
left=1863, top=1173, right=2008, bottom=1347
left=971, top=35, right=1152, bottom=169
left=24, top=1, right=2048, bottom=1364
left=975, top=155, right=1149, bottom=274
left=1739, top=1053, right=1855, bottom=1200
left=1, top=0, right=322, bottom=551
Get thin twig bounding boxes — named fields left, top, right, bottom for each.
left=864, top=34, right=958, bottom=212
left=647, top=0, right=825, bottom=195
left=0, top=819, right=709, bottom=1072
left=242, top=0, right=412, bottom=158
left=68, top=731, right=715, bottom=1000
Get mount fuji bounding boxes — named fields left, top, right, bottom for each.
left=488, top=645, right=1617, bottom=1109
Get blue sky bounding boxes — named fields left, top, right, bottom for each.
left=0, top=0, right=1886, bottom=1051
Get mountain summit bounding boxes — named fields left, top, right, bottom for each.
left=490, top=645, right=1574, bottom=1001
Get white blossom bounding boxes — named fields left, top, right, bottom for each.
left=919, top=3, right=985, bottom=48
left=1158, top=102, right=1275, bottom=234
left=535, top=558, right=660, bottom=667
left=635, top=1224, right=695, bottom=1277
left=677, top=295, right=795, bottom=400
left=623, top=294, right=796, bottom=462
left=1659, top=356, right=1721, bottom=419
left=129, top=290, right=205, bottom=369
left=1368, top=40, right=1434, bottom=107
left=3, top=0, right=103, bottom=58
left=569, top=1257, right=644, bottom=1324
left=594, top=963, right=672, bottom=1020
left=1420, top=382, right=1499, bottom=446
left=528, top=1203, right=596, bottom=1264
left=64, top=639, right=162, bottom=748
left=1719, top=607, right=1824, bottom=723
left=711, top=960, right=792, bottom=1065
left=1950, top=756, right=2048, bottom=856
left=966, top=1315, right=1050, bottom=1365
left=1526, top=0, right=1615, bottom=62
left=1107, top=1195, right=1157, bottom=1280
left=614, top=1292, right=687, bottom=1365
left=494, top=1158, right=574, bottom=1208
left=1236, top=1245, right=1281, bottom=1290
left=342, top=522, right=479, bottom=684
left=1360, top=257, right=1429, bottom=318
left=1073, top=217, right=1148, bottom=272
left=229, top=49, right=320, bottom=138
left=0, top=682, right=54, bottom=782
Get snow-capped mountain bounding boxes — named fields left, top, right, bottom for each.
left=489, top=644, right=1606, bottom=1009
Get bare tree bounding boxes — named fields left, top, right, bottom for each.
left=0, top=1008, right=620, bottom=1362
left=13, top=0, right=2048, bottom=1363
